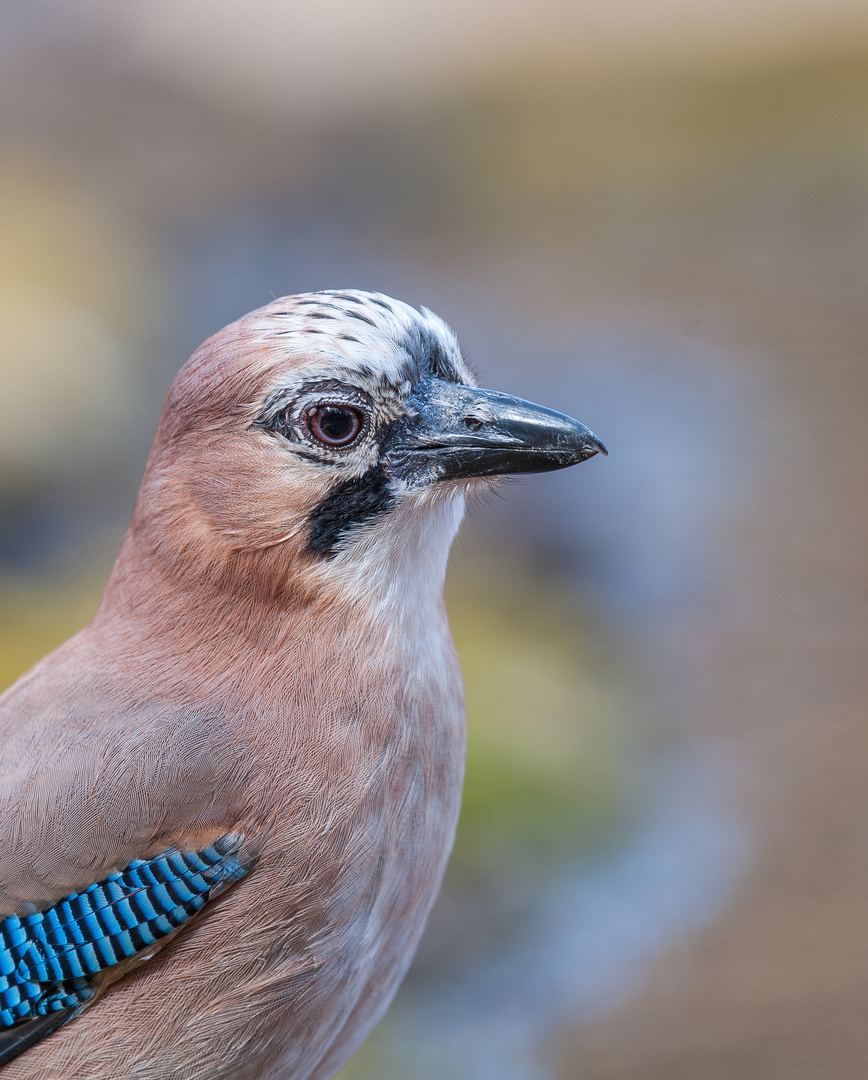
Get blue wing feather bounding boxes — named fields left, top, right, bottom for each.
left=0, top=834, right=253, bottom=1030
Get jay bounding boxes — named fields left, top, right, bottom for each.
left=0, top=291, right=605, bottom=1079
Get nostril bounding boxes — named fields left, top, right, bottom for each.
left=464, top=415, right=484, bottom=432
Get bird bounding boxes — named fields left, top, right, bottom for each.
left=0, top=290, right=606, bottom=1079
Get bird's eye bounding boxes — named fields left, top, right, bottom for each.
left=305, top=404, right=364, bottom=447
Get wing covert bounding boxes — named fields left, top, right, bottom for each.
left=0, top=835, right=256, bottom=1066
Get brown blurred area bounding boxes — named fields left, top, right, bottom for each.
left=552, top=128, right=868, bottom=1078
left=1, top=3, right=868, bottom=1077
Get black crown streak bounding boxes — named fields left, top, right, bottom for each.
left=399, top=323, right=463, bottom=383
left=306, top=465, right=396, bottom=558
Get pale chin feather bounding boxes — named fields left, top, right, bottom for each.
left=309, top=489, right=466, bottom=616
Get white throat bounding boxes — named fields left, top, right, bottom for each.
left=313, top=491, right=465, bottom=624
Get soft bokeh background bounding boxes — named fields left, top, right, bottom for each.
left=2, top=2, right=868, bottom=1076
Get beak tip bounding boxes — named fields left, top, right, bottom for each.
left=577, top=427, right=607, bottom=459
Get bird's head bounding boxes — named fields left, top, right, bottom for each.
left=127, top=291, right=605, bottom=608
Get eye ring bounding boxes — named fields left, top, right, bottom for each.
left=305, top=404, right=365, bottom=448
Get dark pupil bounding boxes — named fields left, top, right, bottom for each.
left=320, top=408, right=352, bottom=440
left=310, top=405, right=360, bottom=445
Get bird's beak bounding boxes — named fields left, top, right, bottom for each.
left=386, top=376, right=607, bottom=484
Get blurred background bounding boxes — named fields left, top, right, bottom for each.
left=1, top=1, right=867, bottom=1076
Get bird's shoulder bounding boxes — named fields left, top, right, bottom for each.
left=0, top=631, right=249, bottom=915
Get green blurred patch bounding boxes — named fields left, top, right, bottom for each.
left=0, top=574, right=104, bottom=694
left=444, top=549, right=631, bottom=883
